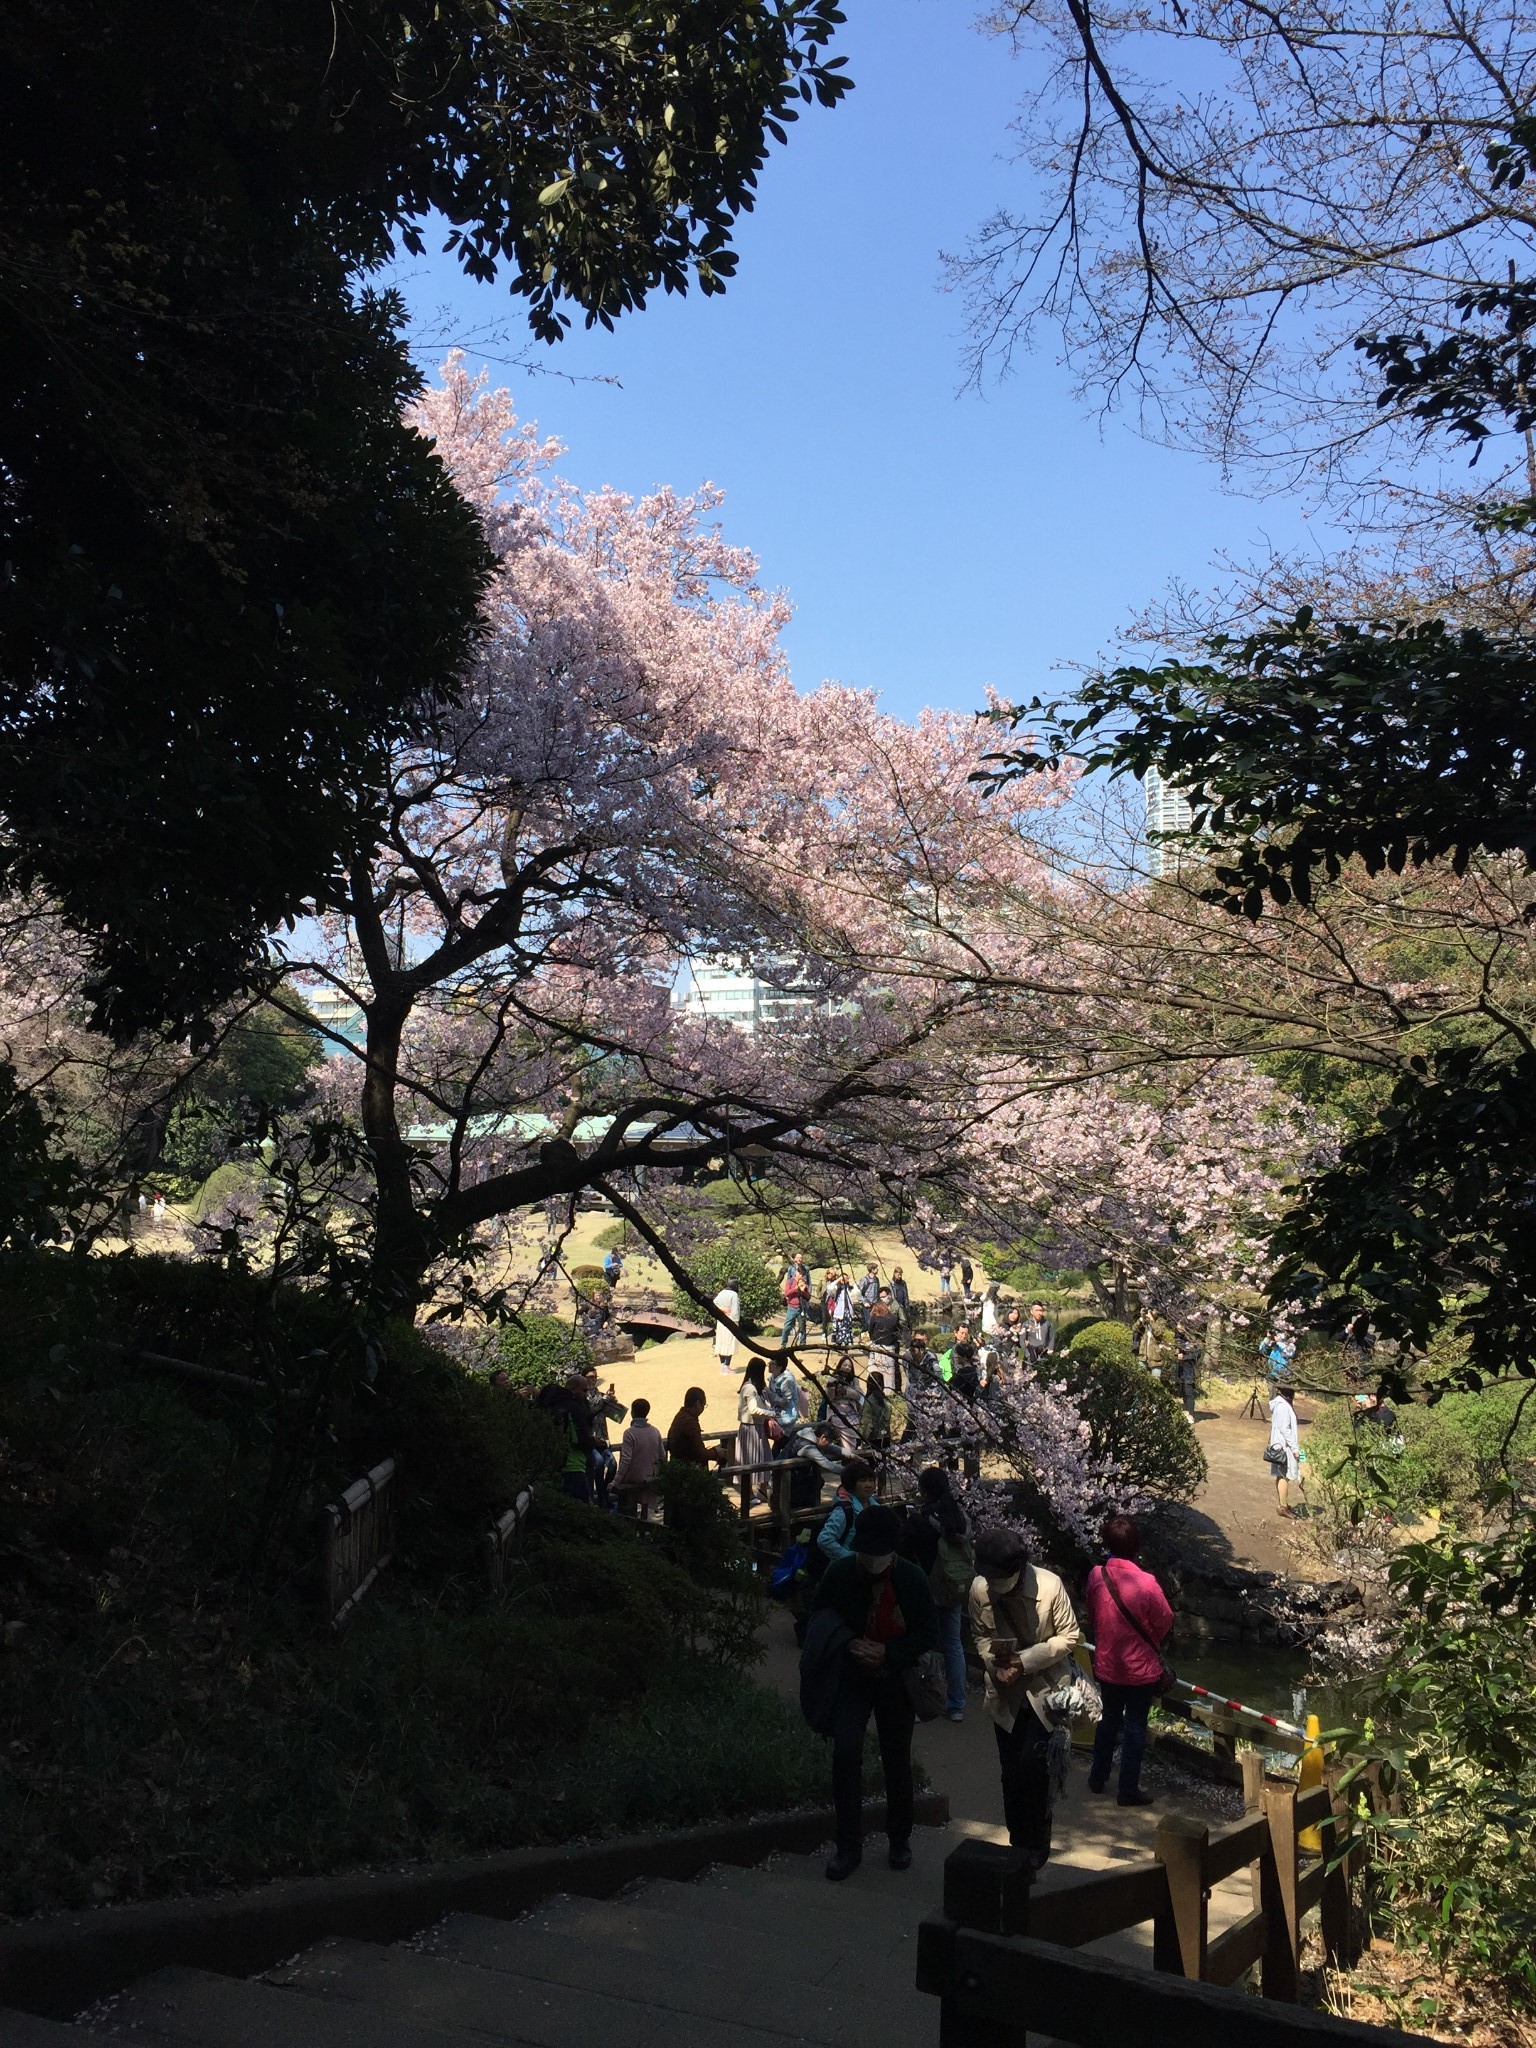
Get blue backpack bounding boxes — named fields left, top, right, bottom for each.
left=769, top=1540, right=809, bottom=1602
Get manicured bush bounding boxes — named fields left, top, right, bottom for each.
left=1052, top=1347, right=1207, bottom=1502
left=1065, top=1318, right=1136, bottom=1370
left=669, top=1231, right=780, bottom=1329
left=493, top=1313, right=591, bottom=1391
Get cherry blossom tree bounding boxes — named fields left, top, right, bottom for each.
left=275, top=360, right=1076, bottom=1312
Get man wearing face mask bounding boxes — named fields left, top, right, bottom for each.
left=807, top=1501, right=938, bottom=1882
left=969, top=1525, right=1082, bottom=1869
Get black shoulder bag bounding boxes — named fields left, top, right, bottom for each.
left=1096, top=1563, right=1177, bottom=1696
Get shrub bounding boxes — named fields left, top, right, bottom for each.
left=569, top=1263, right=604, bottom=1281
left=1053, top=1311, right=1102, bottom=1350
left=1052, top=1348, right=1207, bottom=1501
left=494, top=1313, right=591, bottom=1392
left=1065, top=1319, right=1136, bottom=1370
left=669, top=1232, right=779, bottom=1328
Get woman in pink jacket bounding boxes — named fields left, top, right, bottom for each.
left=1084, top=1513, right=1174, bottom=1807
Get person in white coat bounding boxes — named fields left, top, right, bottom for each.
left=1268, top=1378, right=1302, bottom=1516
left=713, top=1280, right=741, bottom=1376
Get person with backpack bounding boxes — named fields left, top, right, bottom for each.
left=901, top=1467, right=972, bottom=1722
left=1083, top=1512, right=1172, bottom=1807
left=815, top=1458, right=876, bottom=1570
left=818, top=1351, right=864, bottom=1453
left=805, top=1502, right=939, bottom=1881
left=857, top=1369, right=892, bottom=1452
left=779, top=1253, right=811, bottom=1348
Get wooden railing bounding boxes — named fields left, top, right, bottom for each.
left=484, top=1486, right=532, bottom=1592
left=320, top=1457, right=396, bottom=1628
left=916, top=1760, right=1423, bottom=2046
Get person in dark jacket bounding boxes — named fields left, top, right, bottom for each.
left=666, top=1388, right=726, bottom=1469
left=809, top=1502, right=939, bottom=1881
left=901, top=1467, right=971, bottom=1721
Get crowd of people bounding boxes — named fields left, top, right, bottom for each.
left=798, top=1495, right=1174, bottom=1882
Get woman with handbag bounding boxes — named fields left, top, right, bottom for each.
left=1083, top=1512, right=1175, bottom=1807
left=1268, top=1377, right=1302, bottom=1516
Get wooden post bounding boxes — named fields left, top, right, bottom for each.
left=1260, top=1779, right=1301, bottom=2002
left=1320, top=1766, right=1354, bottom=1967
left=933, top=1841, right=1035, bottom=2044
left=1241, top=1751, right=1266, bottom=1811
left=1211, top=1711, right=1239, bottom=1769
left=1153, top=1816, right=1209, bottom=1979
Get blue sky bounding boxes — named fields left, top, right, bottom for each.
left=390, top=0, right=1332, bottom=723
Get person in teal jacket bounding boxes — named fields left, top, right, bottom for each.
left=809, top=1502, right=939, bottom=1882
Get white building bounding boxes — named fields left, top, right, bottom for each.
left=298, top=982, right=365, bottom=1047
left=678, top=958, right=813, bottom=1036
left=1143, top=766, right=1195, bottom=878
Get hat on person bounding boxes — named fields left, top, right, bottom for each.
left=851, top=1503, right=901, bottom=1555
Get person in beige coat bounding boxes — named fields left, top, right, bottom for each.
left=968, top=1524, right=1083, bottom=1868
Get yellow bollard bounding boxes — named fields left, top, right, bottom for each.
left=1297, top=1713, right=1325, bottom=1850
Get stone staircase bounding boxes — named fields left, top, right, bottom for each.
left=2, top=1829, right=943, bottom=2048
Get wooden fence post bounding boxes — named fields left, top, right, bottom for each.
left=1260, top=1779, right=1301, bottom=2002
left=1153, top=1817, right=1208, bottom=1978
left=1241, top=1751, right=1266, bottom=1811
left=930, top=1840, right=1036, bottom=2046
left=1320, top=1766, right=1355, bottom=1967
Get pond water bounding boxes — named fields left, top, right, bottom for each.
left=1168, top=1640, right=1359, bottom=1741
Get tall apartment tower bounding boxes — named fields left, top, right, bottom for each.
left=1143, top=766, right=1194, bottom=878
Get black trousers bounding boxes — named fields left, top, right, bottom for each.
left=831, top=1667, right=915, bottom=1857
left=994, top=1706, right=1053, bottom=1864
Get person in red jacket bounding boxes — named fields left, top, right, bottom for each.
left=1083, top=1512, right=1173, bottom=1807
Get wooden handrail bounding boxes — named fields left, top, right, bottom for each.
left=920, top=1756, right=1369, bottom=2043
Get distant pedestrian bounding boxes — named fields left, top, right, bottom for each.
left=1084, top=1513, right=1171, bottom=1806
left=858, top=1369, right=892, bottom=1452
left=857, top=1263, right=881, bottom=1330
left=602, top=1246, right=623, bottom=1289
left=938, top=1259, right=952, bottom=1300
left=890, top=1264, right=911, bottom=1327
left=980, top=1282, right=1001, bottom=1337
left=766, top=1356, right=803, bottom=1436
left=958, top=1256, right=974, bottom=1301
left=805, top=1502, right=938, bottom=1881
left=580, top=1364, right=626, bottom=1510
left=713, top=1278, right=741, bottom=1376
left=866, top=1288, right=902, bottom=1382
left=780, top=1253, right=811, bottom=1348
left=151, top=1191, right=166, bottom=1228
left=1351, top=1389, right=1399, bottom=1437
left=667, top=1387, right=725, bottom=1469
left=538, top=1376, right=598, bottom=1504
left=949, top=1324, right=981, bottom=1400
left=736, top=1355, right=771, bottom=1478
left=1023, top=1301, right=1055, bottom=1366
left=615, top=1397, right=665, bottom=1520
left=1174, top=1324, right=1200, bottom=1421
left=816, top=1457, right=877, bottom=1568
left=970, top=1525, right=1082, bottom=1869
left=1268, top=1377, right=1301, bottom=1516
left=905, top=1467, right=972, bottom=1722
left=826, top=1272, right=856, bottom=1352
left=818, top=1353, right=863, bottom=1454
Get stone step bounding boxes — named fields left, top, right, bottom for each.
left=433, top=1909, right=929, bottom=2042
left=631, top=1873, right=921, bottom=1947
left=70, top=1966, right=469, bottom=2048
left=0, top=2012, right=112, bottom=2046
left=270, top=1935, right=823, bottom=2048
left=696, top=1851, right=946, bottom=1923
left=484, top=1891, right=912, bottom=1983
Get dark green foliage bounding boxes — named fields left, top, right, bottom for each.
left=0, top=1255, right=825, bottom=1915
left=163, top=1001, right=324, bottom=1181
left=1054, top=1337, right=1207, bottom=1501
left=493, top=1313, right=592, bottom=1393
left=1273, top=1046, right=1536, bottom=1392
left=2, top=0, right=850, bottom=1029
left=0, top=1060, right=85, bottom=1246
left=670, top=1232, right=779, bottom=1328
left=1054, top=1311, right=1102, bottom=1350
left=1354, top=1514, right=1536, bottom=2013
